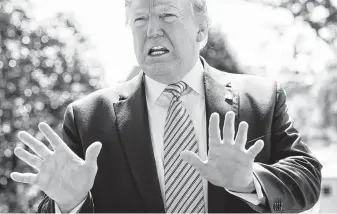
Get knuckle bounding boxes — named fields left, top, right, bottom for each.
left=223, top=140, right=230, bottom=145
left=246, top=151, right=255, bottom=159
left=85, top=161, right=97, bottom=170
left=223, top=128, right=234, bottom=136
left=223, top=137, right=233, bottom=144
left=209, top=136, right=219, bottom=143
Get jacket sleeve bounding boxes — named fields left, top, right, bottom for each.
left=252, top=82, right=322, bottom=213
left=37, top=104, right=95, bottom=213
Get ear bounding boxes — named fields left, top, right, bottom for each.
left=196, top=21, right=208, bottom=42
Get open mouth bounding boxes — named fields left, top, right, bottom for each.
left=148, top=45, right=170, bottom=57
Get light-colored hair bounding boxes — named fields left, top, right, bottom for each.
left=124, top=0, right=209, bottom=47
left=124, top=0, right=209, bottom=26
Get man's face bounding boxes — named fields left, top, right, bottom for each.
left=129, top=0, right=201, bottom=84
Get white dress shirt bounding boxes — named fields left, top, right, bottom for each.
left=55, top=59, right=264, bottom=213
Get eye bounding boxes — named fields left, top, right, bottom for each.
left=162, top=13, right=175, bottom=18
left=134, top=17, right=145, bottom=22
left=160, top=13, right=177, bottom=22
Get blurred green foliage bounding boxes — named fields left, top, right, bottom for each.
left=0, top=0, right=101, bottom=212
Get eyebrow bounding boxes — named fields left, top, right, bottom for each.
left=133, top=9, right=149, bottom=16
left=155, top=4, right=179, bottom=11
left=132, top=3, right=180, bottom=15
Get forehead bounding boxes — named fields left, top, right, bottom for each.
left=130, top=0, right=188, bottom=12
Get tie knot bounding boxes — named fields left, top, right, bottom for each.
left=164, top=81, right=187, bottom=98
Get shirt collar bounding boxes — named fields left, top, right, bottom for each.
left=145, top=59, right=205, bottom=107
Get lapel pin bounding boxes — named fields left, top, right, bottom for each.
left=225, top=93, right=234, bottom=101
left=119, top=95, right=126, bottom=101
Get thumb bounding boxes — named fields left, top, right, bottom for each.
left=247, top=140, right=264, bottom=157
left=85, top=141, right=102, bottom=167
left=180, top=150, right=207, bottom=174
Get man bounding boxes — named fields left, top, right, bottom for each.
left=11, top=0, right=322, bottom=213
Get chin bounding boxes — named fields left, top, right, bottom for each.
left=139, top=58, right=185, bottom=82
left=141, top=64, right=177, bottom=83
left=143, top=61, right=173, bottom=73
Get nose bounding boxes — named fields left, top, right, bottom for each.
left=147, top=17, right=163, bottom=38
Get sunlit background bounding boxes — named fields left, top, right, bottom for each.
left=0, top=0, right=337, bottom=212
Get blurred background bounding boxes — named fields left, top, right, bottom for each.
left=0, top=0, right=336, bottom=212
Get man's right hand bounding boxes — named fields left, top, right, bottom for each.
left=10, top=122, right=102, bottom=213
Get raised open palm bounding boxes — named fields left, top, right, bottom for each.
left=11, top=122, right=102, bottom=210
left=181, top=112, right=264, bottom=192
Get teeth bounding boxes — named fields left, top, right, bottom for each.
left=151, top=46, right=165, bottom=50
left=150, top=51, right=166, bottom=56
left=149, top=45, right=169, bottom=56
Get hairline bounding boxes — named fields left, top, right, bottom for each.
left=124, top=0, right=209, bottom=26
left=124, top=0, right=209, bottom=49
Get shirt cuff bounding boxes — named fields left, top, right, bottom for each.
left=54, top=193, right=89, bottom=213
left=253, top=164, right=266, bottom=205
left=225, top=169, right=265, bottom=205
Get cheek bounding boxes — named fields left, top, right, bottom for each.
left=132, top=30, right=146, bottom=57
left=166, top=22, right=197, bottom=52
left=172, top=31, right=197, bottom=55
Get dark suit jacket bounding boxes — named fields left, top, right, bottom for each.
left=38, top=58, right=322, bottom=213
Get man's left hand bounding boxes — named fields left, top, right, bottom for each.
left=181, top=111, right=264, bottom=193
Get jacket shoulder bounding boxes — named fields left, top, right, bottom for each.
left=227, top=73, right=279, bottom=123
left=206, top=64, right=278, bottom=94
left=221, top=72, right=278, bottom=101
left=70, top=73, right=141, bottom=112
left=208, top=67, right=280, bottom=114
left=227, top=72, right=277, bottom=93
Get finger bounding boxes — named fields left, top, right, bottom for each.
left=180, top=150, right=207, bottom=174
left=18, top=131, right=52, bottom=160
left=209, top=113, right=221, bottom=148
left=14, top=147, right=43, bottom=171
left=38, top=122, right=65, bottom=151
left=10, top=172, right=37, bottom=184
left=85, top=142, right=102, bottom=168
left=235, top=121, right=248, bottom=150
left=223, top=111, right=235, bottom=144
left=247, top=140, right=264, bottom=157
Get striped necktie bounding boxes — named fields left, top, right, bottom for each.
left=163, top=81, right=205, bottom=213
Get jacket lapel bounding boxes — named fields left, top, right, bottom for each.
left=113, top=73, right=165, bottom=212
left=203, top=62, right=240, bottom=213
